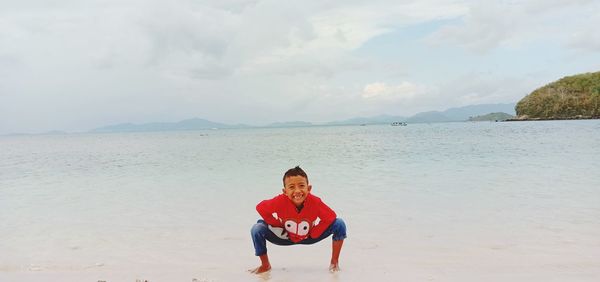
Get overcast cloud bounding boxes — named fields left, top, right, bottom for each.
left=1, top=0, right=599, bottom=134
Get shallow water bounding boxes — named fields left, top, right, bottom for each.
left=1, top=120, right=599, bottom=281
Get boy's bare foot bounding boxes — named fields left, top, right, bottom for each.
left=249, top=265, right=271, bottom=274
left=249, top=254, right=271, bottom=274
left=329, top=262, right=340, bottom=272
left=330, top=239, right=343, bottom=272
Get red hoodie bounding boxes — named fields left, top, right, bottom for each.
left=256, top=194, right=337, bottom=243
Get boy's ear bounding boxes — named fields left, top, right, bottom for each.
left=282, top=187, right=285, bottom=194
left=308, top=184, right=312, bottom=192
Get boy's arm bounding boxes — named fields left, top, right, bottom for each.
left=310, top=199, right=337, bottom=239
left=256, top=195, right=284, bottom=227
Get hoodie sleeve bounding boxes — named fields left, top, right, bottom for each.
left=309, top=198, right=337, bottom=239
left=256, top=195, right=284, bottom=227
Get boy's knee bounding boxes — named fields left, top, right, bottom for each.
left=333, top=218, right=346, bottom=229
left=332, top=218, right=347, bottom=240
left=251, top=221, right=267, bottom=236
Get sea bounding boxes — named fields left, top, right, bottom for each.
left=1, top=120, right=599, bottom=281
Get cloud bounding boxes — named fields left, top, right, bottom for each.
left=353, top=81, right=451, bottom=117
left=239, top=0, right=466, bottom=76
left=362, top=82, right=420, bottom=100
left=0, top=0, right=598, bottom=134
left=86, top=0, right=466, bottom=80
left=437, top=72, right=542, bottom=106
left=564, top=3, right=600, bottom=53
left=428, top=0, right=598, bottom=53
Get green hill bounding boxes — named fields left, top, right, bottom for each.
left=468, top=112, right=514, bottom=122
left=515, top=71, right=600, bottom=119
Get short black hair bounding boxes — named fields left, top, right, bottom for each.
left=283, top=166, right=308, bottom=185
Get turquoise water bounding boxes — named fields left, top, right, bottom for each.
left=1, top=120, right=599, bottom=280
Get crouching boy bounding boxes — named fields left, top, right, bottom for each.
left=249, top=166, right=347, bottom=274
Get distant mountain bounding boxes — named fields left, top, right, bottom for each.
left=326, top=103, right=516, bottom=125
left=88, top=103, right=518, bottom=133
left=443, top=103, right=516, bottom=120
left=406, top=111, right=451, bottom=123
left=2, top=130, right=68, bottom=136
left=407, top=103, right=516, bottom=123
left=468, top=112, right=515, bottom=122
left=91, top=118, right=250, bottom=133
left=325, top=114, right=406, bottom=125
left=266, top=121, right=313, bottom=128
left=43, top=130, right=68, bottom=135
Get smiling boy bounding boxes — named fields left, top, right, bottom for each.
left=249, top=166, right=347, bottom=274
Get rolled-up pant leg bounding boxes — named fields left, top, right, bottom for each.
left=251, top=218, right=347, bottom=255
left=299, top=218, right=347, bottom=245
left=251, top=219, right=294, bottom=256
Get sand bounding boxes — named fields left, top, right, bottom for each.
left=2, top=235, right=599, bottom=282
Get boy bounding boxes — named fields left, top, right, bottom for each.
left=250, top=166, right=347, bottom=274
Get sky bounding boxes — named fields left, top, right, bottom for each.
left=1, top=0, right=600, bottom=134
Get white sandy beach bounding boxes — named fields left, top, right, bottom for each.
left=1, top=231, right=599, bottom=282
left=2, top=123, right=600, bottom=281
left=2, top=199, right=600, bottom=282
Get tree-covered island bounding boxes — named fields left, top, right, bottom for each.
left=468, top=112, right=515, bottom=122
left=513, top=71, right=600, bottom=120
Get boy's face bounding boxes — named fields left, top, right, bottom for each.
left=282, top=175, right=312, bottom=207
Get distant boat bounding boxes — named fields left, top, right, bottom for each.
left=391, top=122, right=407, bottom=126
left=359, top=124, right=367, bottom=126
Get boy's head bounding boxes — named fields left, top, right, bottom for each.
left=282, top=166, right=312, bottom=207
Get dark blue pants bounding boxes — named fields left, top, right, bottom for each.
left=251, top=218, right=347, bottom=256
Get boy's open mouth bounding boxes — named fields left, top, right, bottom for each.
left=292, top=194, right=303, bottom=200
